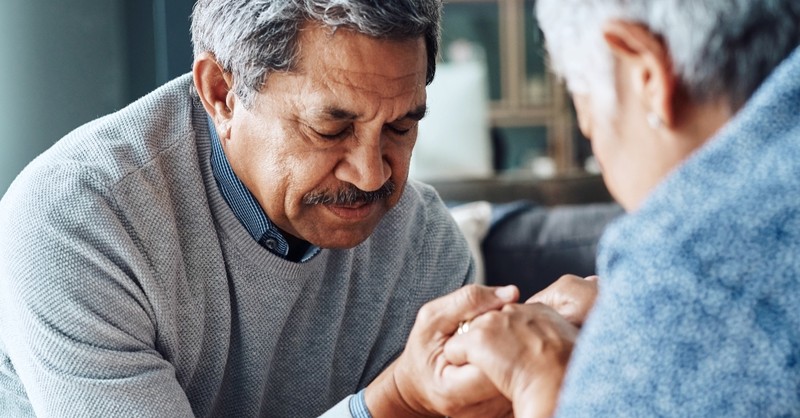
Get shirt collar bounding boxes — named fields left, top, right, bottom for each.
left=208, top=117, right=320, bottom=262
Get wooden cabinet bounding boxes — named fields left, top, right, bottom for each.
left=441, top=0, right=589, bottom=176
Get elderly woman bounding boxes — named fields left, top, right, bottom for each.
left=444, top=0, right=800, bottom=416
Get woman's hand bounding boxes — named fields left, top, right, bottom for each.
left=527, top=274, right=599, bottom=327
left=443, top=303, right=578, bottom=418
left=365, top=284, right=520, bottom=418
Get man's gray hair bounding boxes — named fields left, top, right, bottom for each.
left=191, top=0, right=442, bottom=108
left=536, top=0, right=800, bottom=112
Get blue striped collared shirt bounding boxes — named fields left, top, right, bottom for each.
left=208, top=117, right=320, bottom=262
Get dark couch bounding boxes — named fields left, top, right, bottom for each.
left=482, top=202, right=623, bottom=299
left=432, top=174, right=624, bottom=300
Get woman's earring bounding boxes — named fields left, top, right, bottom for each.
left=647, top=112, right=664, bottom=129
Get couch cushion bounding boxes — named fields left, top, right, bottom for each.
left=483, top=202, right=623, bottom=299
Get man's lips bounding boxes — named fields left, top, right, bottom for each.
left=323, top=201, right=377, bottom=220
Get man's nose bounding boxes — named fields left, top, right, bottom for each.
left=334, top=136, right=391, bottom=192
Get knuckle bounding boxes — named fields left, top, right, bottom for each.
left=559, top=274, right=581, bottom=282
left=415, top=302, right=437, bottom=324
left=501, top=303, right=516, bottom=313
left=460, top=284, right=483, bottom=306
left=481, top=309, right=504, bottom=323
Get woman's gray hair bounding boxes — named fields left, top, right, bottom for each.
left=536, top=0, right=800, bottom=112
left=191, top=0, right=442, bottom=108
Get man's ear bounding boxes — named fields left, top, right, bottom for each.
left=602, top=21, right=677, bottom=127
left=193, top=52, right=236, bottom=139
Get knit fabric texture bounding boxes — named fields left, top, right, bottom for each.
left=0, top=74, right=473, bottom=417
left=557, top=46, right=800, bottom=416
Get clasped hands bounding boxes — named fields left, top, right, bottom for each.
left=365, top=275, right=598, bottom=418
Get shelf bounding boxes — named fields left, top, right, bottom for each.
left=426, top=173, right=613, bottom=206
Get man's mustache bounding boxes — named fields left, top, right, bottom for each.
left=302, top=180, right=396, bottom=206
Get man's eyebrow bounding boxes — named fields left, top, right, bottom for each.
left=316, top=104, right=427, bottom=122
left=403, top=104, right=428, bottom=121
left=319, top=107, right=359, bottom=121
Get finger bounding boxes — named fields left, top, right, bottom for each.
left=443, top=310, right=501, bottom=366
left=443, top=323, right=522, bottom=402
left=525, top=273, right=597, bottom=305
left=413, top=284, right=519, bottom=340
left=524, top=290, right=546, bottom=305
left=525, top=274, right=581, bottom=304
left=443, top=332, right=472, bottom=366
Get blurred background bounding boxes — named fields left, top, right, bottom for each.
left=0, top=0, right=605, bottom=202
left=0, top=0, right=194, bottom=195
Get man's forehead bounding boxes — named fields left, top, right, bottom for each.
left=330, top=66, right=425, bottom=87
left=295, top=24, right=427, bottom=83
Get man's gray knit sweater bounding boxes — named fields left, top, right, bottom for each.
left=0, top=74, right=472, bottom=417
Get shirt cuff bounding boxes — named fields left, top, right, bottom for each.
left=349, top=388, right=374, bottom=418
left=318, top=395, right=353, bottom=418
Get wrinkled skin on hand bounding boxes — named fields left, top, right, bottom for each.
left=442, top=302, right=578, bottom=418
left=527, top=274, right=599, bottom=327
left=365, top=284, right=520, bottom=418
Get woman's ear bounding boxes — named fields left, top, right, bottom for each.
left=602, top=21, right=677, bottom=127
left=193, top=52, right=236, bottom=139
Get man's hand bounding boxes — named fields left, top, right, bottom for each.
left=442, top=303, right=578, bottom=418
left=527, top=274, right=598, bottom=327
left=364, top=284, right=520, bottom=417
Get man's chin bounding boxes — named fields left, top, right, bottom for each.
left=301, top=213, right=384, bottom=250
left=311, top=229, right=376, bottom=250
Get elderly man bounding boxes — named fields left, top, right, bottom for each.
left=0, top=1, right=514, bottom=417
left=443, top=0, right=800, bottom=417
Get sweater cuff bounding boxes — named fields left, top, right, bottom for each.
left=317, top=390, right=372, bottom=418
left=349, top=389, right=373, bottom=418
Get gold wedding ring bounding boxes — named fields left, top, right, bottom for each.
left=457, top=320, right=471, bottom=335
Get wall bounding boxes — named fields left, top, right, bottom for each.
left=0, top=0, right=127, bottom=194
left=0, top=0, right=195, bottom=196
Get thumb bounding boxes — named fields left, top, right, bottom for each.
left=412, top=284, right=519, bottom=340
